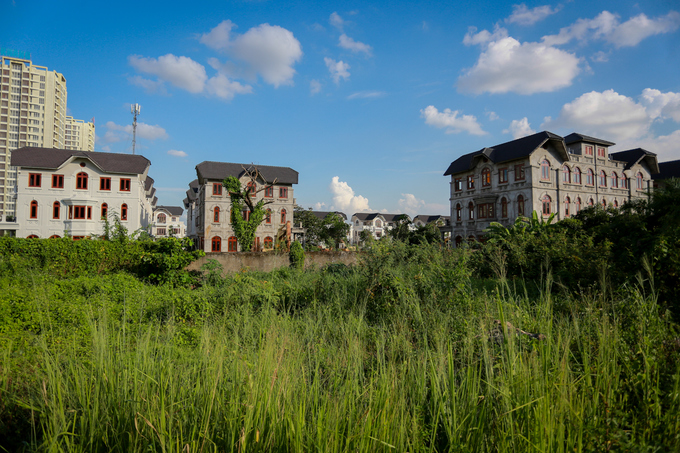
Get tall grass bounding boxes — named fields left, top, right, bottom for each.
left=1, top=245, right=679, bottom=451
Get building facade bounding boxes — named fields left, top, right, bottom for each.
left=444, top=131, right=660, bottom=246
left=350, top=213, right=410, bottom=243
left=152, top=206, right=185, bottom=238
left=10, top=147, right=154, bottom=238
left=192, top=161, right=298, bottom=252
left=0, top=54, right=94, bottom=221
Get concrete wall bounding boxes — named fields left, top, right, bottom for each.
left=187, top=250, right=360, bottom=275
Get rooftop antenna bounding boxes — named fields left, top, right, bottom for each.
left=131, top=103, right=141, bottom=154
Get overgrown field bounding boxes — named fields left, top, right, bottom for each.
left=1, top=235, right=679, bottom=452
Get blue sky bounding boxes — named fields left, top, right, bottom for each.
left=5, top=0, right=680, bottom=217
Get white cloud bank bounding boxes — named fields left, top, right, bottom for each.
left=129, top=54, right=207, bottom=93
left=167, top=149, right=187, bottom=158
left=329, top=176, right=370, bottom=212
left=504, top=117, right=536, bottom=139
left=420, top=105, right=486, bottom=135
left=506, top=4, right=560, bottom=26
left=398, top=194, right=447, bottom=216
left=339, top=34, right=372, bottom=56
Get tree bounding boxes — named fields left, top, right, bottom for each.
left=387, top=215, right=412, bottom=242
left=319, top=212, right=350, bottom=249
left=223, top=166, right=276, bottom=252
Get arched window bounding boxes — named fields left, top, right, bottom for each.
left=468, top=202, right=474, bottom=220
left=621, top=176, right=628, bottom=189
left=602, top=198, right=607, bottom=207
left=30, top=200, right=38, bottom=219
left=575, top=197, right=581, bottom=213
left=101, top=203, right=108, bottom=219
left=49, top=235, right=60, bottom=239
left=211, top=236, right=221, bottom=252
left=588, top=198, right=594, bottom=207
left=481, top=167, right=491, bottom=187
left=455, top=203, right=461, bottom=222
left=76, top=172, right=88, bottom=190
left=599, top=170, right=607, bottom=187
left=573, top=167, right=581, bottom=184
left=157, top=213, right=166, bottom=223
left=228, top=236, right=238, bottom=252
left=636, top=172, right=643, bottom=190
left=281, top=209, right=287, bottom=224
left=264, top=236, right=273, bottom=249
left=266, top=209, right=272, bottom=224
left=375, top=219, right=382, bottom=227
left=213, top=206, right=220, bottom=223
left=27, top=234, right=39, bottom=239
left=564, top=197, right=570, bottom=217
left=586, top=169, right=594, bottom=186
left=455, top=236, right=462, bottom=248
left=541, top=159, right=551, bottom=180
left=121, top=203, right=128, bottom=221
left=52, top=201, right=60, bottom=219
left=542, top=195, right=552, bottom=215
left=246, top=181, right=257, bottom=197
left=614, top=199, right=619, bottom=208
left=611, top=172, right=618, bottom=188
left=562, top=165, right=570, bottom=183
left=517, top=195, right=525, bottom=217
left=501, top=198, right=508, bottom=218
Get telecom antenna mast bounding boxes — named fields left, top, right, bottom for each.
left=131, top=103, right=141, bottom=154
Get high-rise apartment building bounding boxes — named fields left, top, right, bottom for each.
left=0, top=53, right=94, bottom=221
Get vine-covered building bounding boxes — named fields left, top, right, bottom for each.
left=444, top=131, right=661, bottom=246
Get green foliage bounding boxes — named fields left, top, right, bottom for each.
left=224, top=175, right=269, bottom=251
left=289, top=241, right=305, bottom=269
left=294, top=207, right=350, bottom=249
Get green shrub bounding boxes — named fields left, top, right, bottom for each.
left=289, top=241, right=305, bottom=269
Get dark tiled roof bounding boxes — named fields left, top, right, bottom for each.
left=653, top=160, right=680, bottom=180
left=186, top=179, right=199, bottom=201
left=195, top=162, right=298, bottom=184
left=444, top=131, right=564, bottom=176
left=352, top=212, right=380, bottom=221
left=152, top=196, right=158, bottom=206
left=610, top=148, right=660, bottom=173
left=382, top=214, right=410, bottom=222
left=310, top=211, right=348, bottom=221
left=145, top=176, right=155, bottom=191
left=414, top=215, right=450, bottom=225
left=183, top=197, right=189, bottom=208
left=11, top=147, right=150, bottom=174
left=155, top=206, right=184, bottom=216
left=564, top=133, right=615, bottom=147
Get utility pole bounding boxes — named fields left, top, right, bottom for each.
left=131, top=103, right=141, bottom=154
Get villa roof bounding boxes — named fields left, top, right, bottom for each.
left=610, top=148, right=660, bottom=174
left=653, top=160, right=680, bottom=180
left=155, top=206, right=184, bottom=216
left=11, top=147, right=150, bottom=175
left=563, top=133, right=616, bottom=147
left=310, top=211, right=348, bottom=221
left=195, top=162, right=298, bottom=185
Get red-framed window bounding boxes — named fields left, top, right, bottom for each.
left=614, top=199, right=619, bottom=208
left=52, top=201, right=60, bottom=219
left=76, top=172, right=88, bottom=190
left=281, top=209, right=287, bottom=224
left=29, top=173, right=41, bottom=187
left=564, top=197, right=570, bottom=217
left=467, top=175, right=474, bottom=190
left=514, top=165, right=525, bottom=181
left=621, top=176, right=628, bottom=189
left=121, top=203, right=128, bottom=221
left=120, top=178, right=131, bottom=192
left=157, top=228, right=166, bottom=236
left=586, top=169, right=594, bottom=186
left=468, top=202, right=474, bottom=220
left=264, top=186, right=273, bottom=197
left=157, top=213, right=166, bottom=223
left=266, top=209, right=272, bottom=224
left=636, top=172, right=643, bottom=190
left=573, top=167, right=581, bottom=184
left=279, top=187, right=288, bottom=198
left=247, top=182, right=257, bottom=197
left=456, top=203, right=461, bottom=222
left=52, top=174, right=64, bottom=188
left=30, top=200, right=38, bottom=219
left=49, top=235, right=60, bottom=239
left=542, top=195, right=551, bottom=215
left=100, top=177, right=111, bottom=191
left=478, top=203, right=494, bottom=219
left=540, top=160, right=551, bottom=180
left=562, top=166, right=570, bottom=183
left=213, top=207, right=220, bottom=223
left=501, top=198, right=508, bottom=218
left=264, top=236, right=273, bottom=249
left=588, top=198, right=594, bottom=206
left=585, top=145, right=593, bottom=156
left=498, top=168, right=508, bottom=184
left=101, top=203, right=108, bottom=219
left=611, top=172, right=618, bottom=188
left=241, top=209, right=251, bottom=221
left=228, top=236, right=238, bottom=252
left=27, top=234, right=39, bottom=239
left=454, top=178, right=462, bottom=192
left=599, top=170, right=607, bottom=187
left=597, top=147, right=605, bottom=158
left=70, top=206, right=91, bottom=220
left=211, top=236, right=222, bottom=252
left=575, top=197, right=581, bottom=213
left=213, top=183, right=222, bottom=195
left=517, top=195, right=525, bottom=217
left=481, top=168, right=491, bottom=187
left=601, top=198, right=607, bottom=207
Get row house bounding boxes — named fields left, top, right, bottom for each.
left=444, top=131, right=660, bottom=246
left=152, top=205, right=185, bottom=238
left=10, top=147, right=154, bottom=238
left=413, top=214, right=452, bottom=243
left=350, top=212, right=410, bottom=243
left=191, top=161, right=299, bottom=253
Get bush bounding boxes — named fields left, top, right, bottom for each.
left=289, top=241, right=305, bottom=269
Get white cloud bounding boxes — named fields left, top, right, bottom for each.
left=398, top=194, right=425, bottom=216
left=339, top=34, right=373, bottom=56
left=347, top=91, right=385, bottom=99
left=128, top=54, right=207, bottom=93
left=629, top=130, right=680, bottom=161
left=167, top=149, right=187, bottom=157
left=591, top=51, right=610, bottom=63
left=506, top=3, right=560, bottom=25
left=486, top=111, right=500, bottom=121
left=420, top=105, right=486, bottom=135
left=463, top=26, right=508, bottom=46
left=329, top=176, right=370, bottom=212
left=457, top=37, right=580, bottom=95
left=314, top=202, right=327, bottom=210
left=542, top=11, right=680, bottom=47
left=542, top=89, right=650, bottom=140
left=325, top=57, right=350, bottom=84
left=205, top=73, right=253, bottom=100
left=504, top=117, right=536, bottom=139
left=199, top=19, right=236, bottom=51
left=128, top=75, right=167, bottom=94
left=330, top=12, right=345, bottom=30
left=310, top=79, right=322, bottom=95
left=640, top=88, right=680, bottom=122
left=102, top=121, right=169, bottom=143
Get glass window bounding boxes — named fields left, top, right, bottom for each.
left=29, top=173, right=41, bottom=187
left=121, top=204, right=128, bottom=220
left=542, top=195, right=552, bottom=215
left=52, top=174, right=64, bottom=188
left=120, top=178, right=131, bottom=191
left=499, top=168, right=508, bottom=183
left=76, top=172, right=88, bottom=190
left=541, top=160, right=551, bottom=180
left=52, top=201, right=60, bottom=219
left=213, top=183, right=222, bottom=195
left=228, top=236, right=238, bottom=252
left=211, top=236, right=222, bottom=252
left=100, top=177, right=111, bottom=191
left=481, top=168, right=491, bottom=187
left=573, top=167, right=581, bottom=184
left=30, top=200, right=38, bottom=219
